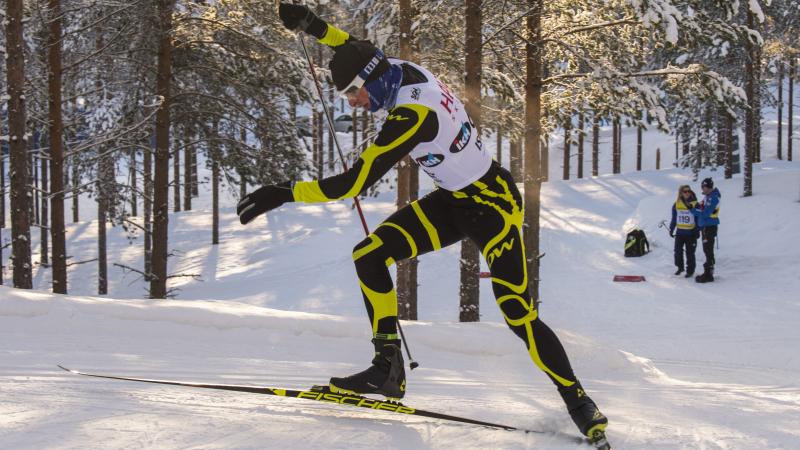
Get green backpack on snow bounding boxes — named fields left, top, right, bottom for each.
left=624, top=229, right=650, bottom=257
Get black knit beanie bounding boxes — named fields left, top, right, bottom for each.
left=329, top=40, right=390, bottom=91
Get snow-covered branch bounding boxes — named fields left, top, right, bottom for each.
left=481, top=4, right=542, bottom=49
left=63, top=98, right=162, bottom=158
left=550, top=17, right=638, bottom=39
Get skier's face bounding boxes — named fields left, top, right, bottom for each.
left=346, top=86, right=370, bottom=109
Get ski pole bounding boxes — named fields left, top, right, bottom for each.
left=297, top=35, right=369, bottom=236
left=657, top=219, right=672, bottom=237
left=297, top=34, right=419, bottom=370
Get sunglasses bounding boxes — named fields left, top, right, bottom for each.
left=682, top=190, right=691, bottom=194
left=336, top=49, right=385, bottom=99
left=339, top=76, right=366, bottom=99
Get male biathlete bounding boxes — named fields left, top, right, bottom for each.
left=237, top=3, right=609, bottom=442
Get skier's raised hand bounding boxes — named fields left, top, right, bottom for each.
left=278, top=3, right=326, bottom=38
left=237, top=182, right=294, bottom=225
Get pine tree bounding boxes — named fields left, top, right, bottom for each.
left=46, top=0, right=67, bottom=293
left=460, top=0, right=482, bottom=323
left=149, top=0, right=176, bottom=299
left=744, top=9, right=761, bottom=197
left=523, top=0, right=544, bottom=301
left=5, top=0, right=33, bottom=289
left=562, top=119, right=571, bottom=180
left=396, top=0, right=419, bottom=321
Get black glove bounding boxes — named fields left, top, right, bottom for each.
left=278, top=3, right=327, bottom=39
left=237, top=181, right=294, bottom=225
left=669, top=231, right=675, bottom=238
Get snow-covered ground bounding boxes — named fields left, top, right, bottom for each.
left=2, top=131, right=800, bottom=450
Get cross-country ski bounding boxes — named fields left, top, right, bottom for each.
left=2, top=1, right=799, bottom=449
left=58, top=364, right=607, bottom=448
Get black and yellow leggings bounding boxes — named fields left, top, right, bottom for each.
left=352, top=162, right=578, bottom=389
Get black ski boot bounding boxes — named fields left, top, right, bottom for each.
left=329, top=338, right=406, bottom=400
left=559, top=383, right=609, bottom=445
left=674, top=268, right=684, bottom=276
left=695, top=266, right=714, bottom=283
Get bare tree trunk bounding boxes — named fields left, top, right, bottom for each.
left=183, top=139, right=192, bottom=211
left=777, top=60, right=783, bottom=160
left=458, top=0, right=482, bottom=323
left=173, top=137, right=180, bottom=212
left=1, top=45, right=4, bottom=235
left=612, top=118, right=622, bottom=173
left=311, top=110, right=318, bottom=175
left=716, top=108, right=726, bottom=167
left=97, top=195, right=107, bottom=295
left=701, top=106, right=712, bottom=169
left=71, top=157, right=79, bottom=222
left=211, top=121, right=220, bottom=245
left=143, top=145, right=153, bottom=282
left=130, top=148, right=137, bottom=216
left=743, top=11, right=756, bottom=197
left=7, top=0, right=33, bottom=288
left=562, top=120, right=570, bottom=180
left=681, top=126, right=690, bottom=158
left=754, top=43, right=762, bottom=163
left=95, top=27, right=111, bottom=295
left=725, top=113, right=734, bottom=179
left=351, top=106, right=359, bottom=150
left=97, top=148, right=114, bottom=295
left=316, top=110, right=322, bottom=175
left=636, top=115, right=643, bottom=171
left=592, top=114, right=599, bottom=176
left=396, top=0, right=419, bottom=321
left=496, top=126, right=503, bottom=166
left=150, top=0, right=175, bottom=299
left=789, top=57, right=795, bottom=162
left=313, top=109, right=322, bottom=178
left=611, top=121, right=617, bottom=173
left=0, top=144, right=3, bottom=283
left=1, top=153, right=5, bottom=230
left=40, top=148, right=48, bottom=267
left=190, top=144, right=198, bottom=197
left=328, top=78, right=335, bottom=173
left=239, top=169, right=247, bottom=199
left=523, top=0, right=543, bottom=301
left=541, top=134, right=549, bottom=182
left=656, top=148, right=661, bottom=170
left=240, top=126, right=247, bottom=200
left=510, top=139, right=522, bottom=179
left=32, top=150, right=39, bottom=227
left=577, top=113, right=584, bottom=178
left=694, top=131, right=702, bottom=172
left=618, top=120, right=624, bottom=173
left=360, top=109, right=367, bottom=143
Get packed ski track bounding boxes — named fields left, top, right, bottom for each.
left=2, top=124, right=800, bottom=449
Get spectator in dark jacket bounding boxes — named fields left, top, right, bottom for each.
left=693, top=177, right=721, bottom=283
left=669, top=185, right=699, bottom=277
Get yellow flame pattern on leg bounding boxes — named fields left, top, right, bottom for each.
left=352, top=227, right=410, bottom=337
left=470, top=177, right=575, bottom=388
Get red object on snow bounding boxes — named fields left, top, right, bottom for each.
left=613, top=275, right=646, bottom=282
left=479, top=272, right=492, bottom=278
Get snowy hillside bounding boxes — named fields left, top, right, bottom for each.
left=2, top=159, right=799, bottom=449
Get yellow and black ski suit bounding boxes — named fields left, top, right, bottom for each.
left=291, top=24, right=579, bottom=391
